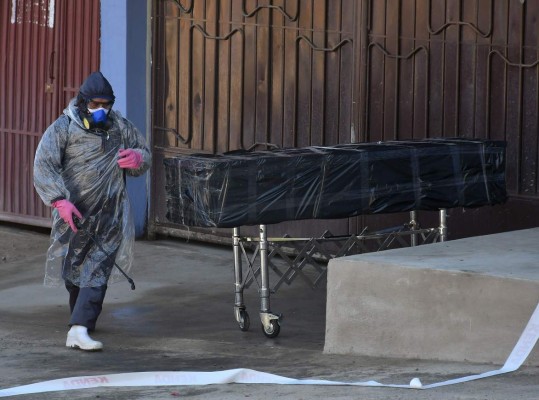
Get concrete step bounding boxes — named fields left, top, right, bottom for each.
left=324, top=228, right=539, bottom=366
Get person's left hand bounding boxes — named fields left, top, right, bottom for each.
left=117, top=149, right=143, bottom=169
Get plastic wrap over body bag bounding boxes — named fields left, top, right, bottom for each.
left=164, top=139, right=507, bottom=228
left=34, top=99, right=151, bottom=288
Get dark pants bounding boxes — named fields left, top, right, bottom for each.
left=65, top=281, right=108, bottom=331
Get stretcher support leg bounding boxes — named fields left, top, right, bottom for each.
left=409, top=210, right=418, bottom=246
left=233, top=227, right=250, bottom=331
left=258, top=224, right=281, bottom=338
left=439, top=209, right=448, bottom=242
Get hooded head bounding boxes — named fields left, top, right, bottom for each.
left=79, top=71, right=115, bottom=102
left=76, top=72, right=115, bottom=130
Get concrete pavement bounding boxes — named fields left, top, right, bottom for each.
left=0, top=222, right=538, bottom=399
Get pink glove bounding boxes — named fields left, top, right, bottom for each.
left=51, top=199, right=83, bottom=232
left=118, top=149, right=143, bottom=169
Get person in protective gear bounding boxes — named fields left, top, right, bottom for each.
left=33, top=71, right=151, bottom=351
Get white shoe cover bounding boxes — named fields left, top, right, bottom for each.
left=66, top=325, right=103, bottom=351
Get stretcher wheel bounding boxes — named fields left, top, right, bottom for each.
left=238, top=310, right=250, bottom=331
left=261, top=320, right=280, bottom=338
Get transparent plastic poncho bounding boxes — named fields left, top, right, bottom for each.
left=33, top=99, right=151, bottom=288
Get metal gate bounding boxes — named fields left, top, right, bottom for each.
left=152, top=0, right=539, bottom=242
left=0, top=0, right=100, bottom=227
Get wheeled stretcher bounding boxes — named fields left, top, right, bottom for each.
left=231, top=210, right=447, bottom=337
left=164, top=139, right=506, bottom=338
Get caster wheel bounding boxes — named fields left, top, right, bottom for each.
left=238, top=309, right=250, bottom=331
left=261, top=319, right=280, bottom=338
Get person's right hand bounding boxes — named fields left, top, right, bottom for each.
left=51, top=199, right=83, bottom=232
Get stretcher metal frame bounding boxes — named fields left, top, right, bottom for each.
left=232, top=209, right=448, bottom=338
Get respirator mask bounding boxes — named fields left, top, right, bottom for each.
left=82, top=102, right=113, bottom=130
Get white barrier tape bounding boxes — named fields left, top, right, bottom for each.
left=1, top=302, right=538, bottom=397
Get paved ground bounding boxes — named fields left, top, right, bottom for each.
left=0, top=222, right=538, bottom=399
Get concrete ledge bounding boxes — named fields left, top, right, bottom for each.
left=324, top=228, right=539, bottom=365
